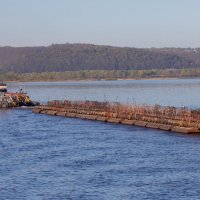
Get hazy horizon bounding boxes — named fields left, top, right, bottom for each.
left=1, top=0, right=200, bottom=48
left=0, top=42, right=200, bottom=49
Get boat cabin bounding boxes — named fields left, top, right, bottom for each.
left=0, top=83, right=7, bottom=93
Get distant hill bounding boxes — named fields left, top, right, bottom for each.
left=0, top=43, right=200, bottom=73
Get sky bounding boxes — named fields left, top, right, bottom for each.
left=0, top=0, right=200, bottom=48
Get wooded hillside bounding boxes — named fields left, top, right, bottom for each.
left=0, top=44, right=200, bottom=73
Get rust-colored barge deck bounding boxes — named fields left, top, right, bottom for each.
left=33, top=100, right=200, bottom=134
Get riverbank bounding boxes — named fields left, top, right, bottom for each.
left=5, top=77, right=179, bottom=83
left=1, top=68, right=200, bottom=82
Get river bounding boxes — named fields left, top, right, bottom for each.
left=1, top=79, right=200, bottom=199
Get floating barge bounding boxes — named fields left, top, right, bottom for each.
left=33, top=100, right=200, bottom=134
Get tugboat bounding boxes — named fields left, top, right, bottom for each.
left=0, top=83, right=39, bottom=108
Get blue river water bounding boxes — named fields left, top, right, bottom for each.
left=1, top=79, right=200, bottom=199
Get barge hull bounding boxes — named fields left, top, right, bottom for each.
left=32, top=101, right=200, bottom=135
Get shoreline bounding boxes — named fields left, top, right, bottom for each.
left=2, top=68, right=200, bottom=83
left=5, top=76, right=199, bottom=83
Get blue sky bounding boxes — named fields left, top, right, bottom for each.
left=0, top=0, right=199, bottom=47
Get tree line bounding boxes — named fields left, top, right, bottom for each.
left=1, top=68, right=200, bottom=82
left=0, top=44, right=200, bottom=73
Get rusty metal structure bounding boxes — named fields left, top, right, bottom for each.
left=46, top=100, right=200, bottom=123
left=0, top=83, right=38, bottom=108
left=33, top=99, right=200, bottom=134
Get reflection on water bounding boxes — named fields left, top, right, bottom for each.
left=7, top=78, right=200, bottom=108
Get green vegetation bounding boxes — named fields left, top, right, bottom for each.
left=1, top=68, right=200, bottom=82
left=0, top=44, right=199, bottom=81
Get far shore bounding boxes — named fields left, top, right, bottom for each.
left=2, top=68, right=200, bottom=83
left=4, top=76, right=199, bottom=83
